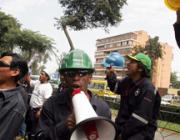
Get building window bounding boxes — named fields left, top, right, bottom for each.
left=128, top=40, right=133, bottom=45
left=98, top=45, right=105, bottom=49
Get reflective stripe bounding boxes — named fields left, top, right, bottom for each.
left=132, top=113, right=148, bottom=124
left=113, top=82, right=118, bottom=93
left=154, top=89, right=157, bottom=95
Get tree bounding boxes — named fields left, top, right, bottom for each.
left=178, top=90, right=180, bottom=96
left=0, top=11, right=21, bottom=51
left=170, top=72, right=180, bottom=88
left=133, top=36, right=163, bottom=67
left=144, top=37, right=163, bottom=65
left=171, top=72, right=178, bottom=85
left=56, top=0, right=127, bottom=50
left=17, top=29, right=57, bottom=74
left=132, top=36, right=164, bottom=84
left=0, top=11, right=58, bottom=74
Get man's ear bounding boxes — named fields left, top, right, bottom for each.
left=88, top=74, right=93, bottom=83
left=11, top=68, right=20, bottom=77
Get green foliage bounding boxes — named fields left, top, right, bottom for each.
left=178, top=90, right=180, bottom=96
left=0, top=11, right=21, bottom=36
left=159, top=105, right=180, bottom=124
left=17, top=29, right=54, bottom=59
left=56, top=0, right=127, bottom=50
left=158, top=120, right=180, bottom=132
left=133, top=36, right=163, bottom=68
left=17, top=29, right=56, bottom=74
left=0, top=11, right=21, bottom=51
left=170, top=72, right=180, bottom=88
left=0, top=10, right=57, bottom=74
left=171, top=72, right=178, bottom=83
left=145, top=36, right=163, bottom=60
left=57, top=0, right=127, bottom=30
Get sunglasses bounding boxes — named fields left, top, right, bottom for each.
left=62, top=70, right=92, bottom=77
left=0, top=61, right=11, bottom=67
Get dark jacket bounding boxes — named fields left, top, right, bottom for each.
left=174, top=22, right=180, bottom=48
left=107, top=76, right=161, bottom=140
left=35, top=89, right=111, bottom=140
left=0, top=86, right=28, bottom=140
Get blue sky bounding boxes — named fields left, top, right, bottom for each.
left=1, top=0, right=180, bottom=76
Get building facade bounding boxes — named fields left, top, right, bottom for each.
left=94, top=30, right=172, bottom=90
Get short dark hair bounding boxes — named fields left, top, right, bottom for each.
left=0, top=52, right=28, bottom=82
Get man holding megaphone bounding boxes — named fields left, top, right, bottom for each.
left=35, top=49, right=115, bottom=140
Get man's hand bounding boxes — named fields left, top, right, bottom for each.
left=35, top=109, right=42, bottom=119
left=66, top=113, right=76, bottom=129
left=106, top=67, right=116, bottom=77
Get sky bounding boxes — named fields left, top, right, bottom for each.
left=1, top=0, right=180, bottom=76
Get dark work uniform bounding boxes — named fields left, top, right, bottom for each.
left=107, top=76, right=161, bottom=140
left=174, top=23, right=180, bottom=48
left=35, top=89, right=111, bottom=140
left=0, top=86, right=28, bottom=140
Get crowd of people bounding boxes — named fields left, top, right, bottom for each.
left=0, top=49, right=161, bottom=140
left=0, top=10, right=180, bottom=140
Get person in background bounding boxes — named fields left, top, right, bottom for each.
left=174, top=10, right=180, bottom=48
left=19, top=73, right=33, bottom=102
left=35, top=49, right=111, bottom=140
left=0, top=52, right=28, bottom=140
left=106, top=53, right=161, bottom=140
left=27, top=70, right=53, bottom=140
left=105, top=66, right=117, bottom=84
left=17, top=73, right=33, bottom=140
left=57, top=74, right=68, bottom=93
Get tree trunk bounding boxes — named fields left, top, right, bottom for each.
left=62, top=26, right=74, bottom=51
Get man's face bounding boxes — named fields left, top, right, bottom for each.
left=126, top=59, right=141, bottom=77
left=62, top=69, right=92, bottom=92
left=0, top=56, right=14, bottom=83
left=39, top=71, right=49, bottom=83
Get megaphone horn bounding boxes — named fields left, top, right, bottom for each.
left=70, top=89, right=116, bottom=140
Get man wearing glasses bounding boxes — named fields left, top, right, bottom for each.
left=35, top=49, right=111, bottom=140
left=0, top=52, right=28, bottom=140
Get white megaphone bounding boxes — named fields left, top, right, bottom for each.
left=70, top=89, right=116, bottom=140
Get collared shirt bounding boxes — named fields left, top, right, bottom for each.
left=36, top=89, right=111, bottom=140
left=0, top=86, right=28, bottom=140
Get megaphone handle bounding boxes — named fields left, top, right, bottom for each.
left=66, top=113, right=76, bottom=130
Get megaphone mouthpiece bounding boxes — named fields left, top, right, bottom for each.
left=72, top=88, right=81, bottom=96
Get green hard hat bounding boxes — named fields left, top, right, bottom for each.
left=59, top=49, right=94, bottom=71
left=127, top=53, right=152, bottom=71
